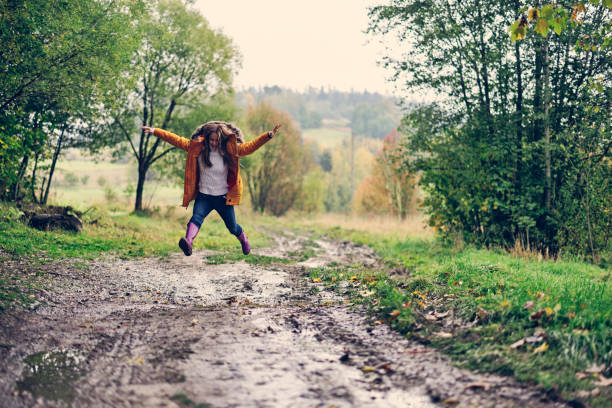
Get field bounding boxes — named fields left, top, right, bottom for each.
left=302, top=126, right=351, bottom=149
left=48, top=153, right=183, bottom=208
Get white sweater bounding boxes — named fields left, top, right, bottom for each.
left=197, top=148, right=228, bottom=195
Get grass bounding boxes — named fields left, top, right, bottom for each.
left=286, top=213, right=612, bottom=407
left=170, top=393, right=212, bottom=408
left=283, top=211, right=434, bottom=240
left=1, top=202, right=271, bottom=260
left=45, top=152, right=185, bottom=206
left=302, top=127, right=350, bottom=148
left=205, top=247, right=317, bottom=266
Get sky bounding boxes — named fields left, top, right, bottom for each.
left=194, top=0, right=395, bottom=95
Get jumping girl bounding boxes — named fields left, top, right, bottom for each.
left=141, top=122, right=281, bottom=256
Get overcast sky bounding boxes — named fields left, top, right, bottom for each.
left=194, top=0, right=394, bottom=94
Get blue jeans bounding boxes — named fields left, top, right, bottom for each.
left=189, top=192, right=242, bottom=236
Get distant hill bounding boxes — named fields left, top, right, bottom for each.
left=235, top=86, right=403, bottom=142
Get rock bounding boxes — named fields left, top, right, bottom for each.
left=28, top=214, right=82, bottom=232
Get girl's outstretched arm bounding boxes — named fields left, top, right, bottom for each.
left=237, top=124, right=281, bottom=156
left=141, top=126, right=190, bottom=152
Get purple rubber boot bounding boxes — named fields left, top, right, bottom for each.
left=179, top=222, right=199, bottom=256
left=237, top=230, right=250, bottom=255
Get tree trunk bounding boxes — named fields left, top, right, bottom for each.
left=134, top=161, right=148, bottom=212
left=583, top=169, right=597, bottom=263
left=30, top=152, right=40, bottom=203
left=476, top=0, right=493, bottom=136
left=543, top=37, right=552, bottom=210
left=350, top=130, right=354, bottom=201
left=532, top=14, right=544, bottom=143
left=43, top=125, right=66, bottom=204
left=12, top=152, right=29, bottom=201
left=513, top=0, right=523, bottom=173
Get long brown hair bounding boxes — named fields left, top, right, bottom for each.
left=190, top=122, right=242, bottom=167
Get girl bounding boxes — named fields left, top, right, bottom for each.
left=141, top=122, right=281, bottom=256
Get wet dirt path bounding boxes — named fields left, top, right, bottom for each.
left=0, top=228, right=567, bottom=407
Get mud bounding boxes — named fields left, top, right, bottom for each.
left=0, top=229, right=567, bottom=407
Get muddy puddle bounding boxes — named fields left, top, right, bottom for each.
left=16, top=350, right=86, bottom=403
left=0, top=228, right=567, bottom=407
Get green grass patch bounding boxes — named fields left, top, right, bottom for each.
left=205, top=252, right=292, bottom=266
left=206, top=247, right=318, bottom=266
left=170, top=392, right=212, bottom=408
left=305, top=223, right=612, bottom=407
left=302, top=127, right=350, bottom=148
left=0, top=202, right=270, bottom=261
left=0, top=269, right=42, bottom=312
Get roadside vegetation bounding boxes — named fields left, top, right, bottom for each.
left=284, top=213, right=612, bottom=407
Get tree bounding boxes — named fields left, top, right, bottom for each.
left=103, top=0, right=240, bottom=212
left=378, top=130, right=417, bottom=219
left=0, top=0, right=142, bottom=202
left=353, top=129, right=417, bottom=218
left=350, top=101, right=399, bottom=139
left=369, top=0, right=611, bottom=259
left=294, top=167, right=326, bottom=214
left=242, top=102, right=310, bottom=216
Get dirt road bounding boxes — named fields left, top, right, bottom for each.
left=0, top=228, right=566, bottom=407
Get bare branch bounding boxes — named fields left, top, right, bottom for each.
left=114, top=118, right=139, bottom=158
left=150, top=146, right=176, bottom=165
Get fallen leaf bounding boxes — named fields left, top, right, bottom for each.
left=126, top=356, right=144, bottom=365
left=524, top=300, right=534, bottom=310
left=435, top=311, right=450, bottom=319
left=407, top=348, right=432, bottom=354
left=443, top=398, right=459, bottom=404
left=594, top=376, right=612, bottom=387
left=591, top=388, right=600, bottom=397
left=312, top=278, right=322, bottom=283
left=389, top=310, right=400, bottom=322
left=530, top=310, right=546, bottom=321
left=377, top=362, right=392, bottom=371
left=544, top=307, right=554, bottom=316
left=464, top=381, right=491, bottom=391
left=191, top=319, right=199, bottom=326
left=585, top=364, right=605, bottom=374
left=510, top=338, right=526, bottom=349
left=525, top=335, right=545, bottom=344
left=573, top=328, right=589, bottom=335
left=425, top=313, right=437, bottom=321
left=533, top=342, right=549, bottom=354
left=576, top=390, right=591, bottom=399
left=575, top=372, right=589, bottom=380
left=435, top=331, right=453, bottom=338
left=361, top=366, right=376, bottom=372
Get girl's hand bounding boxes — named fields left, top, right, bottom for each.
left=141, top=126, right=154, bottom=134
left=271, top=124, right=281, bottom=136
